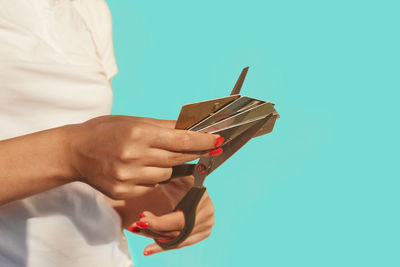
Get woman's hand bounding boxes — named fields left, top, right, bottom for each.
left=128, top=188, right=215, bottom=256
left=68, top=115, right=222, bottom=199
left=106, top=175, right=217, bottom=256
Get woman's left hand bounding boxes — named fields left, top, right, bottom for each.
left=127, top=187, right=215, bottom=256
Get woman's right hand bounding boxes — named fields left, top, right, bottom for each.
left=68, top=115, right=222, bottom=200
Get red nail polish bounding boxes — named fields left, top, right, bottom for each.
left=139, top=212, right=145, bottom=219
left=128, top=226, right=140, bottom=233
left=209, top=147, right=223, bottom=156
left=143, top=250, right=155, bottom=256
left=215, top=137, right=225, bottom=147
left=136, top=221, right=149, bottom=229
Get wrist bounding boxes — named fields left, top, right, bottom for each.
left=56, top=124, right=82, bottom=183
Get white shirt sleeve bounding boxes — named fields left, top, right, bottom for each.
left=73, top=0, right=119, bottom=81
left=95, top=1, right=119, bottom=81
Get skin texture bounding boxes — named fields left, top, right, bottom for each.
left=133, top=190, right=215, bottom=256
left=108, top=176, right=216, bottom=255
left=0, top=125, right=75, bottom=206
left=0, top=115, right=218, bottom=255
left=69, top=115, right=219, bottom=198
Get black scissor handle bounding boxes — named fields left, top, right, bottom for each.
left=155, top=186, right=206, bottom=248
left=158, top=164, right=196, bottom=184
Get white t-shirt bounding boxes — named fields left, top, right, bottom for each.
left=0, top=0, right=133, bottom=266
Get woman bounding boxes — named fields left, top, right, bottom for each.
left=0, top=1, right=222, bottom=266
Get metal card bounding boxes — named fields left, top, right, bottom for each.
left=188, top=96, right=265, bottom=131
left=175, top=95, right=240, bottom=130
left=198, top=102, right=276, bottom=134
left=254, top=113, right=279, bottom=137
left=214, top=114, right=273, bottom=145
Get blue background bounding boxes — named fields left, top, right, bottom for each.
left=107, top=0, right=399, bottom=266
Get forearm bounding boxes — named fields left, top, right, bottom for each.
left=0, top=125, right=76, bottom=206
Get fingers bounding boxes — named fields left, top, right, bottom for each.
left=130, top=227, right=181, bottom=240
left=127, top=223, right=180, bottom=240
left=131, top=191, right=214, bottom=233
left=127, top=192, right=215, bottom=255
left=129, top=118, right=219, bottom=152
left=139, top=210, right=185, bottom=232
left=140, top=148, right=209, bottom=167
left=119, top=143, right=220, bottom=169
left=96, top=181, right=158, bottom=200
left=132, top=167, right=173, bottom=184
left=150, top=127, right=221, bottom=152
left=142, top=231, right=212, bottom=256
left=119, top=119, right=219, bottom=153
left=114, top=115, right=220, bottom=151
left=107, top=161, right=173, bottom=184
left=118, top=123, right=224, bottom=166
left=138, top=118, right=222, bottom=153
left=126, top=210, right=184, bottom=241
left=130, top=208, right=212, bottom=238
left=129, top=218, right=211, bottom=245
left=142, top=243, right=164, bottom=256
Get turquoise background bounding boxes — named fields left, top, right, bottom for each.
left=107, top=0, right=399, bottom=266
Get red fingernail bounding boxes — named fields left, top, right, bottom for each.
left=136, top=221, right=149, bottom=229
left=128, top=226, right=140, bottom=233
left=215, top=137, right=225, bottom=147
left=143, top=250, right=155, bottom=256
left=156, top=238, right=172, bottom=243
left=139, top=212, right=146, bottom=219
left=209, top=147, right=223, bottom=156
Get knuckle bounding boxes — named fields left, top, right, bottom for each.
left=110, top=166, right=130, bottom=182
left=109, top=183, right=127, bottom=200
left=130, top=126, right=145, bottom=140
left=118, top=149, right=131, bottom=161
left=119, top=148, right=140, bottom=161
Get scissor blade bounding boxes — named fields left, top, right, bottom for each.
left=201, top=114, right=271, bottom=177
left=230, top=67, right=249, bottom=95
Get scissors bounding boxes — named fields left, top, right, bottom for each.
left=156, top=114, right=272, bottom=248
